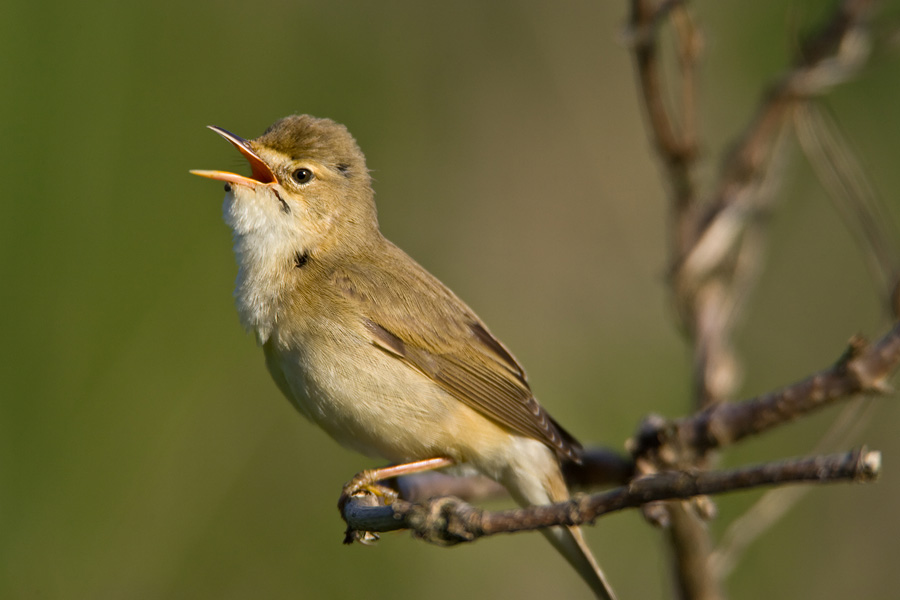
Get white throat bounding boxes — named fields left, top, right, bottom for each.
left=223, top=189, right=300, bottom=344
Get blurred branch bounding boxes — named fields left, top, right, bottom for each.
left=387, top=447, right=635, bottom=503
left=341, top=449, right=879, bottom=544
left=626, top=1, right=881, bottom=599
left=795, top=103, right=900, bottom=310
left=676, top=0, right=876, bottom=407
left=711, top=398, right=877, bottom=579
left=628, top=0, right=701, bottom=285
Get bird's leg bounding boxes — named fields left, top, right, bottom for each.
left=340, top=457, right=455, bottom=507
left=339, top=457, right=456, bottom=544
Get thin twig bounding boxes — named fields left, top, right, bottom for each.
left=630, top=322, right=900, bottom=462
left=710, top=399, right=876, bottom=578
left=795, top=103, right=900, bottom=307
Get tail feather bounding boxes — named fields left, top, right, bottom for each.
left=500, top=440, right=617, bottom=600
left=539, top=523, right=617, bottom=600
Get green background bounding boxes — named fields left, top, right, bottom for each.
left=3, top=1, right=899, bottom=598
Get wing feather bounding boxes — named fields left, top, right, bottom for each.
left=338, top=246, right=582, bottom=463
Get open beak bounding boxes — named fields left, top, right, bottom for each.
left=190, top=126, right=277, bottom=187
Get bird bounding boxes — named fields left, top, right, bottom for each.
left=191, top=114, right=616, bottom=599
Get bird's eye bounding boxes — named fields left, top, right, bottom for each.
left=291, top=168, right=314, bottom=184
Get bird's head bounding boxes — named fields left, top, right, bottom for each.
left=192, top=115, right=378, bottom=261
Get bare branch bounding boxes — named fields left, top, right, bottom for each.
left=678, top=0, right=876, bottom=405
left=630, top=323, right=900, bottom=464
left=628, top=0, right=702, bottom=284
left=625, top=4, right=882, bottom=597
left=795, top=103, right=900, bottom=308
left=341, top=449, right=879, bottom=544
left=629, top=0, right=698, bottom=168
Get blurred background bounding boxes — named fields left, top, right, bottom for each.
left=2, top=1, right=899, bottom=598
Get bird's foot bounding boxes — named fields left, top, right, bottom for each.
left=339, top=469, right=400, bottom=511
left=338, top=459, right=455, bottom=545
left=339, top=470, right=400, bottom=545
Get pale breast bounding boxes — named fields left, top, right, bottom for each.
left=270, top=318, right=510, bottom=464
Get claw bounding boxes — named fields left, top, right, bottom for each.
left=338, top=459, right=455, bottom=544
left=339, top=468, right=400, bottom=510
left=339, top=476, right=400, bottom=544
